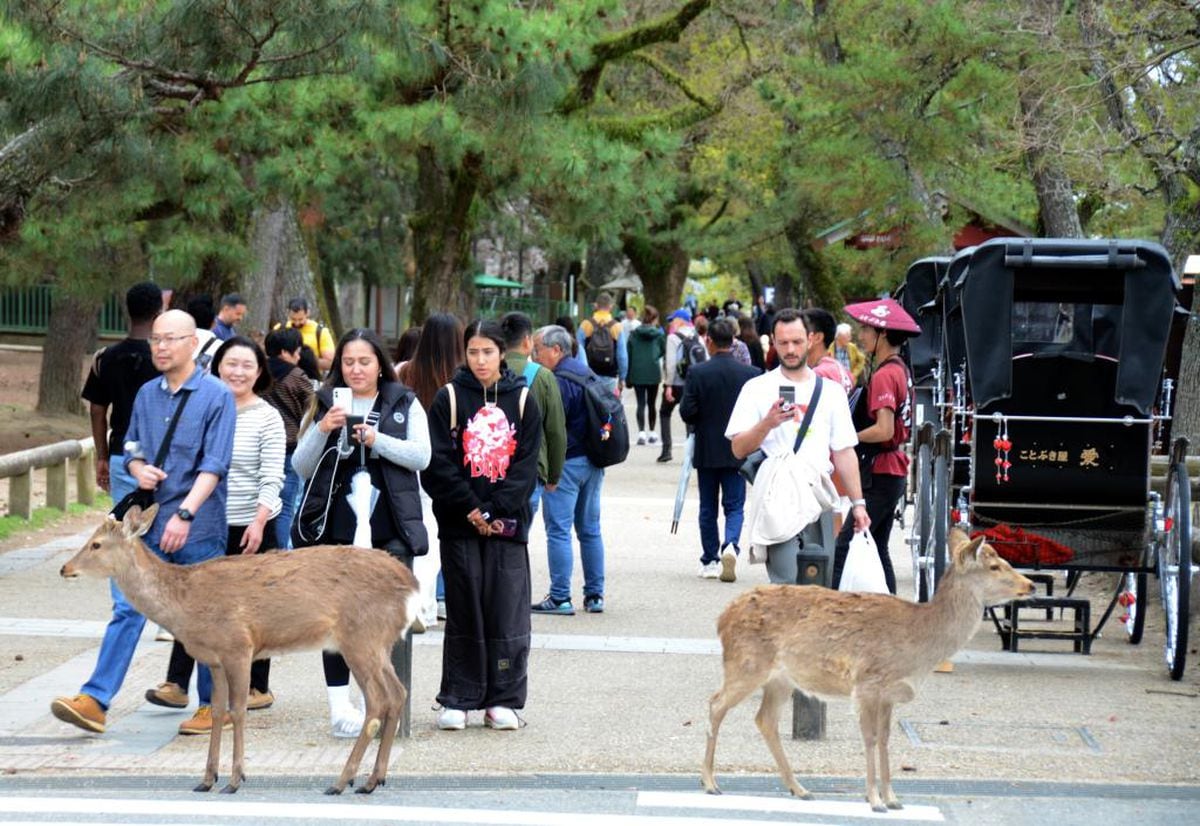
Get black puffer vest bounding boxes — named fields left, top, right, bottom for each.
left=297, top=383, right=428, bottom=556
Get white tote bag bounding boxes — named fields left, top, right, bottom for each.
left=839, top=530, right=889, bottom=593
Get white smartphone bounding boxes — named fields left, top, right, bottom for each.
left=332, top=387, right=352, bottom=412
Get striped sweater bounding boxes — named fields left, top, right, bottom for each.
left=226, top=399, right=286, bottom=527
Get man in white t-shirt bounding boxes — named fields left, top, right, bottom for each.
left=725, top=308, right=869, bottom=584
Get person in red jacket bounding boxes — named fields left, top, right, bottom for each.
left=832, top=298, right=920, bottom=594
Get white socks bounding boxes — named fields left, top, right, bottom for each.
left=327, top=684, right=364, bottom=738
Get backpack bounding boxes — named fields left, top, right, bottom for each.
left=194, top=335, right=220, bottom=373
left=584, top=318, right=619, bottom=377
left=560, top=372, right=630, bottom=468
left=674, top=332, right=708, bottom=383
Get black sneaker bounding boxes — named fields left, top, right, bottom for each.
left=531, top=595, right=575, bottom=615
left=656, top=452, right=673, bottom=463
left=583, top=594, right=605, bottom=613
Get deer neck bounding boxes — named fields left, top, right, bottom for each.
left=916, top=568, right=986, bottom=662
left=113, top=540, right=191, bottom=630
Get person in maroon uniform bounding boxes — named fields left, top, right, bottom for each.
left=831, top=298, right=920, bottom=593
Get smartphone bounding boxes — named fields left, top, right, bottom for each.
left=779, top=385, right=796, bottom=411
left=332, top=387, right=352, bottom=412
left=494, top=518, right=519, bottom=537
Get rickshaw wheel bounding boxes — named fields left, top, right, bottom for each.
left=910, top=440, right=933, bottom=602
left=1122, top=572, right=1147, bottom=645
left=930, top=450, right=949, bottom=592
left=1159, top=461, right=1191, bottom=680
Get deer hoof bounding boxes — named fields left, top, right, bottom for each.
left=219, top=784, right=239, bottom=795
left=887, top=801, right=904, bottom=810
left=355, top=783, right=376, bottom=795
left=871, top=803, right=889, bottom=813
left=324, top=785, right=344, bottom=796
left=793, top=791, right=814, bottom=801
left=193, top=781, right=213, bottom=793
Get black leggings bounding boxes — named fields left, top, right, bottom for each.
left=166, top=520, right=276, bottom=695
left=831, top=474, right=905, bottom=594
left=633, top=384, right=660, bottom=431
left=658, top=385, right=682, bottom=450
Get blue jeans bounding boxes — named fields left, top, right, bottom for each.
left=80, top=525, right=225, bottom=709
left=541, top=456, right=605, bottom=602
left=275, top=452, right=300, bottom=549
left=696, top=467, right=746, bottom=565
left=529, top=480, right=544, bottom=520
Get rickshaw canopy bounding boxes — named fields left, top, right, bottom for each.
left=960, top=238, right=1180, bottom=416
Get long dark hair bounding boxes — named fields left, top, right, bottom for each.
left=393, top=325, right=422, bottom=365
left=398, top=313, right=463, bottom=409
left=212, top=336, right=273, bottom=396
left=324, top=328, right=397, bottom=390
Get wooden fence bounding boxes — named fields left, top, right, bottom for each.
left=0, top=438, right=97, bottom=518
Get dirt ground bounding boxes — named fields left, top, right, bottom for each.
left=0, top=348, right=93, bottom=454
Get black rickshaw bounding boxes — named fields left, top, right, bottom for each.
left=916, top=237, right=1192, bottom=679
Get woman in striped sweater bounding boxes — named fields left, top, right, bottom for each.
left=144, top=336, right=287, bottom=735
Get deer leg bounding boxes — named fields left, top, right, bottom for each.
left=220, top=654, right=252, bottom=794
left=700, top=669, right=761, bottom=795
left=856, top=694, right=887, bottom=813
left=363, top=660, right=407, bottom=794
left=196, top=663, right=227, bottom=793
left=876, top=700, right=901, bottom=810
left=328, top=652, right=382, bottom=795
left=755, top=675, right=812, bottom=800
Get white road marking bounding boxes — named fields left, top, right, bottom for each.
left=637, top=790, right=945, bottom=821
left=0, top=795, right=836, bottom=825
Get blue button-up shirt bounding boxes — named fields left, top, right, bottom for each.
left=123, top=366, right=236, bottom=547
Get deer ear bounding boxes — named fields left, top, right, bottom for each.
left=948, top=526, right=971, bottom=551
left=121, top=504, right=157, bottom=538
left=955, top=535, right=986, bottom=566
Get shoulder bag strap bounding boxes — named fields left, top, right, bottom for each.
left=444, top=382, right=457, bottom=432
left=151, top=389, right=193, bottom=468
left=791, top=377, right=823, bottom=453
left=519, top=386, right=528, bottom=420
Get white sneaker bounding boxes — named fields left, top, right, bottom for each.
left=331, top=706, right=365, bottom=738
left=438, top=708, right=467, bottom=730
left=484, top=706, right=519, bottom=730
left=636, top=431, right=647, bottom=445
left=647, top=432, right=660, bottom=444
left=698, top=561, right=721, bottom=579
left=720, top=548, right=738, bottom=583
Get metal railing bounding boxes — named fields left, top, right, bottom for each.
left=0, top=287, right=126, bottom=337
left=0, top=438, right=98, bottom=518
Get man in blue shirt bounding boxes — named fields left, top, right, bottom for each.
left=212, top=293, right=245, bottom=341
left=51, top=309, right=236, bottom=736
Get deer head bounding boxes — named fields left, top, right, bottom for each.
left=61, top=504, right=159, bottom=580
left=948, top=526, right=1034, bottom=606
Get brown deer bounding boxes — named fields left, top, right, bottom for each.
left=60, top=504, right=419, bottom=796
left=701, top=528, right=1033, bottom=812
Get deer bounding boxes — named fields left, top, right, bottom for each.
left=701, top=527, right=1034, bottom=813
left=59, top=504, right=420, bottom=796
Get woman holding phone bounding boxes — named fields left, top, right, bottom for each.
left=420, top=319, right=541, bottom=732
left=292, top=328, right=431, bottom=737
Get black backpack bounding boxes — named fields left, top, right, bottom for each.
left=561, top=372, right=630, bottom=468
left=584, top=318, right=620, bottom=377
left=674, top=332, right=708, bottom=383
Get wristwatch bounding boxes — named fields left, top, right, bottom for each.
left=176, top=507, right=194, bottom=522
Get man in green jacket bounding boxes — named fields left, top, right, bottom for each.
left=501, top=312, right=567, bottom=513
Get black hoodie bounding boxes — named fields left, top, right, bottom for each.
left=421, top=365, right=542, bottom=542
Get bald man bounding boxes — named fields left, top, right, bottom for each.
left=51, top=309, right=237, bottom=737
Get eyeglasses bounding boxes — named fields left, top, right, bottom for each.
left=149, top=334, right=193, bottom=348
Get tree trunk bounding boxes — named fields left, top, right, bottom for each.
left=242, top=199, right=319, bottom=337
left=37, top=289, right=100, bottom=416
left=784, top=218, right=842, bottom=309
left=1018, top=43, right=1083, bottom=237
left=621, top=235, right=689, bottom=318
left=408, top=148, right=482, bottom=322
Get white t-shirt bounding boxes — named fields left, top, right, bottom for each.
left=725, top=367, right=857, bottom=473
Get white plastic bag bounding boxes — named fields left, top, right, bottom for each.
left=839, top=530, right=889, bottom=593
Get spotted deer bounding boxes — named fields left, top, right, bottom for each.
left=60, top=504, right=419, bottom=795
left=701, top=528, right=1034, bottom=812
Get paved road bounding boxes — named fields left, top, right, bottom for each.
left=0, top=406, right=1198, bottom=822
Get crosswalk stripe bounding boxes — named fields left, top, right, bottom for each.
left=636, top=790, right=945, bottom=821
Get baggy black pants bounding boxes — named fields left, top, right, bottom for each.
left=831, top=473, right=905, bottom=594
left=438, top=536, right=532, bottom=711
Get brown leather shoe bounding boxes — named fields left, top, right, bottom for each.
left=178, top=705, right=232, bottom=736
left=145, top=681, right=189, bottom=709
left=246, top=688, right=275, bottom=711
left=50, top=694, right=106, bottom=733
